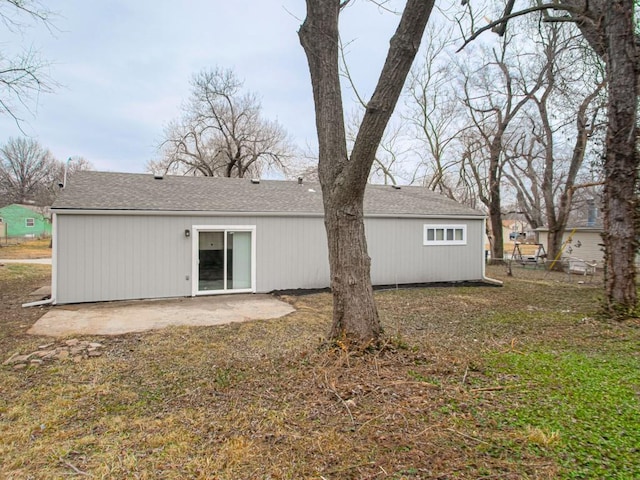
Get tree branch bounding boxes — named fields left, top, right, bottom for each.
left=456, top=2, right=585, bottom=52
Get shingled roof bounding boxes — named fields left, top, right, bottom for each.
left=52, top=171, right=484, bottom=217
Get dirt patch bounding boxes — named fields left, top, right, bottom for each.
left=0, top=264, right=52, bottom=355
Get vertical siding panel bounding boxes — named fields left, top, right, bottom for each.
left=160, top=216, right=174, bottom=296
left=130, top=217, right=138, bottom=298
left=55, top=216, right=66, bottom=303
left=137, top=216, right=148, bottom=298
left=99, top=217, right=107, bottom=298
left=87, top=216, right=98, bottom=302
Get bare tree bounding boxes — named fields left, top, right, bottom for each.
left=405, top=22, right=467, bottom=198
left=504, top=21, right=606, bottom=265
left=458, top=31, right=547, bottom=263
left=151, top=67, right=292, bottom=179
left=345, top=110, right=413, bottom=185
left=340, top=42, right=410, bottom=187
left=0, top=136, right=55, bottom=205
left=466, top=0, right=639, bottom=315
left=0, top=0, right=56, bottom=126
left=503, top=134, right=546, bottom=228
left=458, top=131, right=491, bottom=212
left=299, top=0, right=435, bottom=345
left=576, top=0, right=639, bottom=315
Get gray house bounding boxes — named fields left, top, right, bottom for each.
left=50, top=171, right=492, bottom=304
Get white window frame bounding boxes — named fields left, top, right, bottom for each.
left=423, top=224, right=467, bottom=246
left=25, top=217, right=35, bottom=227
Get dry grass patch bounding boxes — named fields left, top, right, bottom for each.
left=1, top=265, right=637, bottom=479
left=0, top=238, right=52, bottom=259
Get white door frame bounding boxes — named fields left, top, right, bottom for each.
left=191, top=225, right=256, bottom=296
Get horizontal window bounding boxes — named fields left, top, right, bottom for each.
left=424, top=224, right=467, bottom=246
left=25, top=218, right=35, bottom=227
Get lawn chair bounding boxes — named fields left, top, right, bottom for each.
left=563, top=257, right=597, bottom=282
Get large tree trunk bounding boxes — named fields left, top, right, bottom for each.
left=488, top=192, right=504, bottom=263
left=601, top=0, right=638, bottom=314
left=325, top=194, right=381, bottom=342
left=488, top=139, right=504, bottom=263
left=299, top=0, right=434, bottom=344
left=555, top=0, right=638, bottom=313
left=546, top=228, right=565, bottom=268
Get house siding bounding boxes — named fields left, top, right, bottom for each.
left=0, top=204, right=51, bottom=238
left=54, top=213, right=484, bottom=304
left=538, top=230, right=604, bottom=266
left=55, top=214, right=330, bottom=304
left=367, top=218, right=483, bottom=284
left=56, top=215, right=189, bottom=303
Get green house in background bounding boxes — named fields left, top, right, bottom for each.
left=0, top=204, right=52, bottom=238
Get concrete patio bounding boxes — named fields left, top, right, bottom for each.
left=28, top=294, right=295, bottom=337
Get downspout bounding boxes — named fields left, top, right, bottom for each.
left=22, top=298, right=54, bottom=308
left=22, top=211, right=57, bottom=307
left=482, top=216, right=503, bottom=286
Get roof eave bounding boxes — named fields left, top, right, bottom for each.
left=51, top=208, right=485, bottom=219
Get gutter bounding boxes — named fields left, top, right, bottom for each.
left=23, top=212, right=58, bottom=308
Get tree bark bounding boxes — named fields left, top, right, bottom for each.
left=488, top=137, right=504, bottom=263
left=601, top=1, right=638, bottom=314
left=299, top=0, right=434, bottom=344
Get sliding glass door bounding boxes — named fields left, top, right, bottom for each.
left=226, top=231, right=251, bottom=290
left=198, top=231, right=225, bottom=291
left=194, top=226, right=255, bottom=294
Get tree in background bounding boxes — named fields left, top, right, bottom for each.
left=405, top=22, right=468, bottom=199
left=299, top=0, right=434, bottom=345
left=0, top=137, right=55, bottom=205
left=504, top=22, right=606, bottom=265
left=0, top=0, right=56, bottom=126
left=150, top=67, right=293, bottom=179
left=0, top=138, right=93, bottom=206
left=469, top=0, right=639, bottom=315
left=457, top=32, right=547, bottom=263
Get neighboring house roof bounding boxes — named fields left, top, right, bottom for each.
left=51, top=171, right=484, bottom=217
left=16, top=203, right=51, bottom=216
left=0, top=203, right=48, bottom=218
left=536, top=222, right=603, bottom=232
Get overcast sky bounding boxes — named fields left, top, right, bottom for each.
left=1, top=0, right=407, bottom=174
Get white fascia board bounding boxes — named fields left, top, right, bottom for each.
left=50, top=208, right=485, bottom=220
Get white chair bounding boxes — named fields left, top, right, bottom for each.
left=564, top=257, right=597, bottom=282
